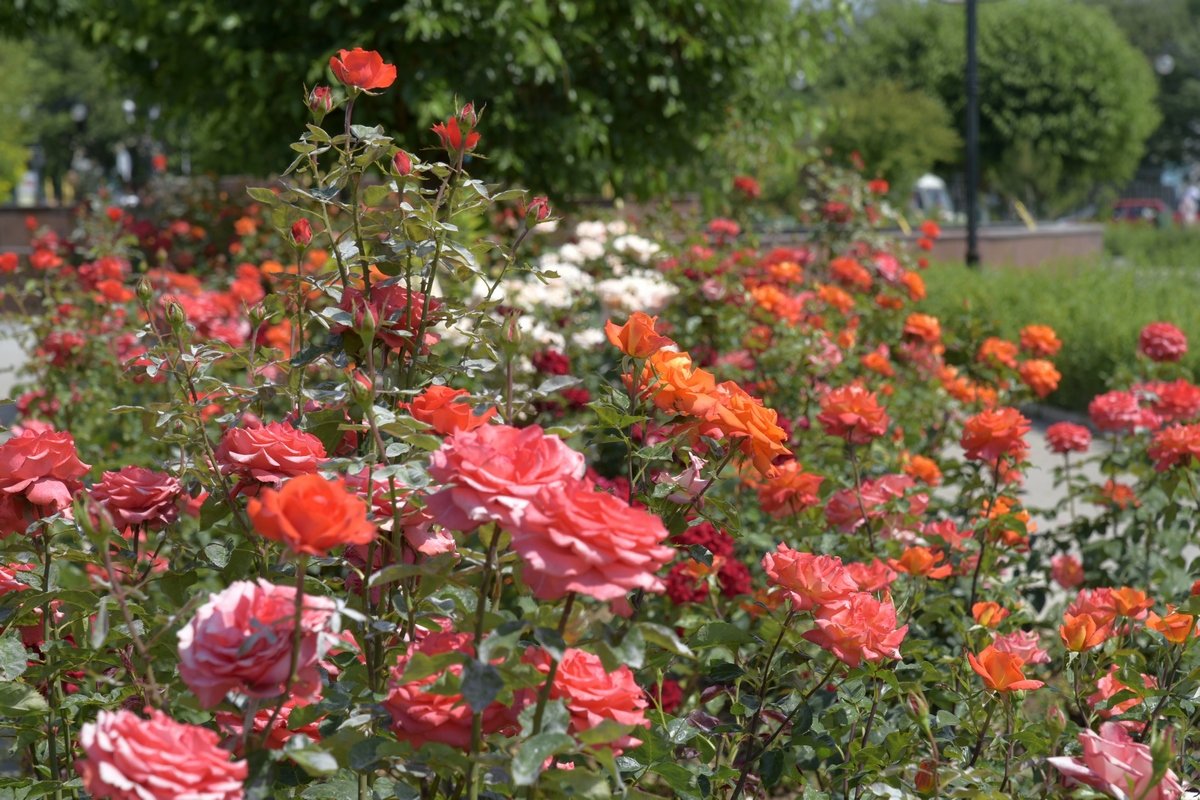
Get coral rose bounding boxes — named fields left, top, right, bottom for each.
left=177, top=579, right=338, bottom=708
left=1051, top=553, right=1085, bottom=588
left=1148, top=423, right=1200, bottom=471
left=977, top=337, right=1018, bottom=369
left=1045, top=422, right=1091, bottom=455
left=407, top=385, right=497, bottom=435
left=1088, top=665, right=1156, bottom=719
left=512, top=479, right=674, bottom=601
left=802, top=591, right=907, bottom=667
left=1019, top=324, right=1062, bottom=357
left=844, top=559, right=897, bottom=592
left=1140, top=379, right=1200, bottom=423
left=967, top=645, right=1043, bottom=692
left=248, top=473, right=375, bottom=555
left=1048, top=722, right=1183, bottom=800
left=605, top=311, right=674, bottom=358
left=762, top=545, right=858, bottom=610
left=329, top=47, right=397, bottom=90
left=0, top=429, right=90, bottom=526
left=76, top=709, right=247, bottom=800
left=1089, top=390, right=1159, bottom=433
left=993, top=630, right=1049, bottom=664
left=383, top=631, right=518, bottom=749
left=641, top=350, right=718, bottom=417
left=756, top=460, right=824, bottom=518
left=902, top=313, right=941, bottom=344
left=960, top=407, right=1030, bottom=463
left=91, top=466, right=182, bottom=529
left=214, top=421, right=325, bottom=492
left=526, top=647, right=650, bottom=753
left=1147, top=607, right=1196, bottom=645
left=817, top=383, right=889, bottom=444
left=1139, top=321, right=1188, bottom=362
left=425, top=424, right=585, bottom=532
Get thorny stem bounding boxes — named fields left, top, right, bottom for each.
left=967, top=456, right=1005, bottom=611
left=39, top=528, right=63, bottom=800
left=258, top=554, right=309, bottom=748
left=1138, top=645, right=1184, bottom=743
left=968, top=698, right=997, bottom=767
left=102, top=541, right=162, bottom=706
left=529, top=592, right=578, bottom=737
left=465, top=530, right=503, bottom=799
left=847, top=445, right=876, bottom=551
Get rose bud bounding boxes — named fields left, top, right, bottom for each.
left=291, top=218, right=313, bottom=246
left=308, top=85, right=334, bottom=116
left=393, top=150, right=413, bottom=176
left=525, top=195, right=551, bottom=223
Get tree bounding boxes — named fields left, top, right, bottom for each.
left=2, top=0, right=848, bottom=199
left=1087, top=0, right=1200, bottom=166
left=826, top=0, right=1160, bottom=215
left=819, top=80, right=961, bottom=197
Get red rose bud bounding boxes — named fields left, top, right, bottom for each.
left=525, top=195, right=551, bottom=222
left=393, top=150, right=413, bottom=176
left=432, top=116, right=480, bottom=157
left=460, top=102, right=477, bottom=127
left=308, top=85, right=334, bottom=115
left=291, top=219, right=313, bottom=246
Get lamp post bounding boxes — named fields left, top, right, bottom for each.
left=965, top=0, right=981, bottom=266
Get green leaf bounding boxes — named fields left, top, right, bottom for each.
left=286, top=744, right=339, bottom=777
left=639, top=623, right=694, bottom=659
left=461, top=660, right=503, bottom=713
left=512, top=732, right=574, bottom=786
left=690, top=622, right=756, bottom=649
left=0, top=681, right=49, bottom=715
left=0, top=636, right=28, bottom=681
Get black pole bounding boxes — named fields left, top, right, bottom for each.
left=965, top=0, right=981, bottom=267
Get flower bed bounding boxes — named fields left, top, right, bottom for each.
left=0, top=49, right=1197, bottom=800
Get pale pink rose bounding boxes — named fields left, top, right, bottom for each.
left=1048, top=722, right=1183, bottom=800
left=525, top=647, right=649, bottom=753
left=992, top=630, right=1049, bottom=664
left=91, top=466, right=182, bottom=529
left=511, top=479, right=674, bottom=601
left=75, top=709, right=247, bottom=800
left=177, top=579, right=338, bottom=708
left=0, top=429, right=90, bottom=528
left=664, top=452, right=709, bottom=504
left=425, top=424, right=585, bottom=532
left=213, top=421, right=325, bottom=493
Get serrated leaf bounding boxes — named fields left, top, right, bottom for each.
left=512, top=733, right=574, bottom=786
left=0, top=636, right=29, bottom=681
left=461, top=660, right=503, bottom=713
left=0, top=681, right=48, bottom=714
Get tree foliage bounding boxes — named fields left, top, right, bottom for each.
left=819, top=80, right=961, bottom=197
left=3, top=0, right=846, bottom=199
left=828, top=0, right=1160, bottom=214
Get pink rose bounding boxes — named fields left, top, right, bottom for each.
left=1045, top=422, right=1091, bottom=454
left=762, top=545, right=859, bottom=610
left=177, top=579, right=338, bottom=708
left=526, top=647, right=649, bottom=753
left=1048, top=722, right=1183, bottom=800
left=91, top=466, right=182, bottom=529
left=0, top=429, right=90, bottom=529
left=1139, top=322, right=1188, bottom=363
left=425, top=424, right=585, bottom=532
left=383, top=631, right=519, bottom=749
left=75, top=709, right=247, bottom=800
left=511, top=479, right=674, bottom=601
left=214, top=421, right=326, bottom=493
left=992, top=630, right=1049, bottom=664
left=802, top=592, right=908, bottom=668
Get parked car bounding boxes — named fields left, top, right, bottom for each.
left=1111, top=197, right=1176, bottom=224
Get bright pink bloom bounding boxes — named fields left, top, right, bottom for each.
left=1048, top=722, right=1183, bottom=800
left=1139, top=322, right=1188, bottom=362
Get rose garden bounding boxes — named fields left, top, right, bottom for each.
left=1, top=33, right=1200, bottom=800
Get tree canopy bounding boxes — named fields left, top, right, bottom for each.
left=827, top=0, right=1159, bottom=215
left=2, top=0, right=847, bottom=199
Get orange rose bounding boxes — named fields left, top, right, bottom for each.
left=1059, top=612, right=1110, bottom=652
left=830, top=256, right=872, bottom=292
left=888, top=547, right=952, bottom=580
left=816, top=283, right=855, bottom=314
left=701, top=381, right=791, bottom=476
left=1110, top=586, right=1154, bottom=618
left=902, top=454, right=942, bottom=486
left=605, top=312, right=674, bottom=358
left=756, top=460, right=823, bottom=518
left=817, top=383, right=889, bottom=445
left=1018, top=359, right=1061, bottom=398
left=977, top=337, right=1018, bottom=369
left=408, top=385, right=496, bottom=435
left=903, top=313, right=941, bottom=344
left=1147, top=607, right=1195, bottom=645
left=967, top=646, right=1043, bottom=692
left=640, top=350, right=717, bottom=416
left=248, top=473, right=376, bottom=556
left=1019, top=324, right=1062, bottom=357
left=972, top=601, right=1010, bottom=628
left=961, top=407, right=1030, bottom=463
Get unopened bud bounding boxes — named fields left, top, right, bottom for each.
left=393, top=150, right=413, bottom=177
left=291, top=218, right=313, bottom=246
left=165, top=301, right=187, bottom=330
left=524, top=195, right=551, bottom=223
left=459, top=102, right=477, bottom=128
left=308, top=85, right=334, bottom=116
left=136, top=277, right=154, bottom=306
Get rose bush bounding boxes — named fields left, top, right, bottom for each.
left=0, top=47, right=1197, bottom=800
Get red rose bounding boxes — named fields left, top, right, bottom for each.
left=76, top=709, right=247, bottom=800
left=333, top=284, right=438, bottom=354
left=512, top=479, right=674, bottom=601
left=247, top=473, right=376, bottom=555
left=176, top=579, right=338, bottom=708
left=1139, top=321, right=1187, bottom=362
left=425, top=424, right=585, bottom=532
left=1045, top=422, right=1091, bottom=454
left=91, top=466, right=182, bottom=529
left=0, top=429, right=90, bottom=530
left=214, top=421, right=326, bottom=493
left=328, top=47, right=397, bottom=90
left=290, top=219, right=313, bottom=245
